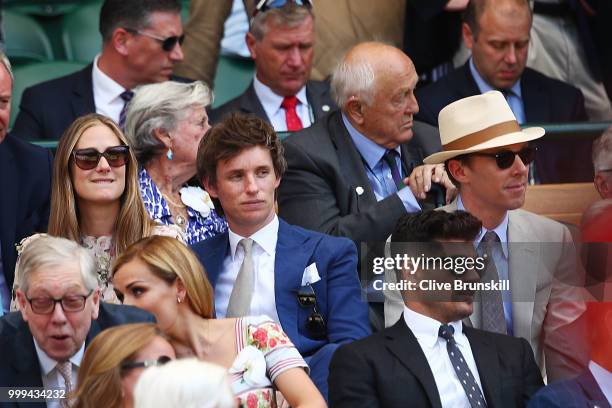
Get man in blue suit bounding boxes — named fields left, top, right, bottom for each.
left=0, top=236, right=154, bottom=408
left=192, top=112, right=371, bottom=400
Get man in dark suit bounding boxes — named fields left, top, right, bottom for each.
left=528, top=302, right=611, bottom=408
left=329, top=210, right=544, bottom=408
left=11, top=0, right=185, bottom=141
left=278, top=41, right=452, bottom=247
left=209, top=1, right=336, bottom=131
left=0, top=52, right=52, bottom=316
left=192, top=113, right=370, bottom=400
left=415, top=0, right=590, bottom=183
left=0, top=236, right=153, bottom=407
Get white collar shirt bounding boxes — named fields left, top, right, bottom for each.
left=403, top=306, right=485, bottom=408
left=252, top=75, right=311, bottom=131
left=91, top=54, right=129, bottom=123
left=215, top=215, right=280, bottom=324
left=34, top=340, right=84, bottom=408
left=590, top=360, right=612, bottom=405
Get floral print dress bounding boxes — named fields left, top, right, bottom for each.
left=229, top=316, right=309, bottom=408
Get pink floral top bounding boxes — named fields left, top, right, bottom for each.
left=229, top=316, right=308, bottom=408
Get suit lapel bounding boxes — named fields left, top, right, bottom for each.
left=507, top=211, right=537, bottom=340
left=576, top=370, right=611, bottom=407
left=9, top=319, right=44, bottom=389
left=71, top=65, right=96, bottom=118
left=239, top=82, right=269, bottom=121
left=274, top=220, right=308, bottom=347
left=464, top=327, right=503, bottom=408
left=460, top=63, right=483, bottom=97
left=0, top=142, right=18, bottom=287
left=385, top=319, right=443, bottom=408
left=202, top=234, right=230, bottom=287
left=305, top=81, right=331, bottom=122
left=521, top=69, right=549, bottom=123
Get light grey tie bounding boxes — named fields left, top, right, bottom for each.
left=226, top=238, right=255, bottom=317
left=57, top=361, right=72, bottom=407
left=477, top=231, right=507, bottom=334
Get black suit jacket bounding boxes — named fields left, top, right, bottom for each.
left=415, top=63, right=590, bottom=183
left=0, top=135, right=52, bottom=291
left=329, top=317, right=544, bottom=408
left=209, top=80, right=336, bottom=126
left=0, top=303, right=154, bottom=408
left=278, top=110, right=442, bottom=245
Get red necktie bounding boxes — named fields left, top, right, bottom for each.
left=281, top=96, right=303, bottom=131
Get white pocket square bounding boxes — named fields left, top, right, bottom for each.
left=301, top=262, right=321, bottom=286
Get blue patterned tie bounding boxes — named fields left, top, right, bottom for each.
left=382, top=149, right=405, bottom=190
left=438, top=324, right=488, bottom=408
left=477, top=231, right=507, bottom=334
left=118, top=90, right=134, bottom=131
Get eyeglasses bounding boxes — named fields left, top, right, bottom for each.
left=26, top=290, right=93, bottom=314
left=125, top=28, right=185, bottom=52
left=297, top=284, right=326, bottom=340
left=72, top=145, right=130, bottom=170
left=121, top=355, right=172, bottom=371
left=253, top=0, right=312, bottom=17
left=471, top=146, right=537, bottom=170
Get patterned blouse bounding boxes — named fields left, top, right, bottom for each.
left=138, top=168, right=227, bottom=245
left=229, top=316, right=308, bottom=408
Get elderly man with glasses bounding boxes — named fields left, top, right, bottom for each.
left=11, top=0, right=187, bottom=142
left=0, top=236, right=153, bottom=404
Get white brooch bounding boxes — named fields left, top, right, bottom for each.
left=228, top=346, right=269, bottom=387
left=355, top=186, right=365, bottom=196
left=179, top=186, right=215, bottom=217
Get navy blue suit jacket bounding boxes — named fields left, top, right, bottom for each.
left=528, top=369, right=610, bottom=408
left=0, top=135, right=52, bottom=290
left=415, top=63, right=590, bottom=183
left=0, top=303, right=155, bottom=408
left=191, top=218, right=371, bottom=357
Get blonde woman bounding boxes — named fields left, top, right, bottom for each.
left=113, top=236, right=326, bottom=408
left=12, top=114, right=181, bottom=307
left=72, top=323, right=176, bottom=408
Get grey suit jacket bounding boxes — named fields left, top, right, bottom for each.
left=209, top=80, right=336, bottom=128
left=385, top=202, right=587, bottom=382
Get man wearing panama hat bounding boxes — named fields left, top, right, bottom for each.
left=386, top=91, right=588, bottom=382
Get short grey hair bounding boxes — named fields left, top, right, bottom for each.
left=0, top=51, right=14, bottom=82
left=16, top=236, right=98, bottom=294
left=593, top=126, right=612, bottom=172
left=331, top=57, right=376, bottom=108
left=124, top=81, right=213, bottom=166
left=249, top=3, right=313, bottom=41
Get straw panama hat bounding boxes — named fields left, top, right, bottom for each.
left=423, top=91, right=545, bottom=164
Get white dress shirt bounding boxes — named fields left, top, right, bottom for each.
left=252, top=76, right=312, bottom=131
left=34, top=340, right=84, bottom=408
left=215, top=215, right=281, bottom=324
left=590, top=360, right=612, bottom=405
left=403, top=306, right=485, bottom=408
left=91, top=54, right=129, bottom=123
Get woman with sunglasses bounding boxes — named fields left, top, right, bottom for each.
left=124, top=80, right=227, bottom=245
left=12, top=114, right=182, bottom=308
left=112, top=236, right=326, bottom=408
left=72, top=323, right=176, bottom=408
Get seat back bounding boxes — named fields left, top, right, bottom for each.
left=10, top=61, right=87, bottom=128
left=3, top=10, right=54, bottom=64
left=212, top=55, right=254, bottom=108
left=523, top=183, right=601, bottom=225
left=61, top=1, right=103, bottom=62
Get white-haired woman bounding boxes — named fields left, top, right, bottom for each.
left=125, top=81, right=227, bottom=245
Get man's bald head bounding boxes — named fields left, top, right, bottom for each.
left=464, top=0, right=532, bottom=39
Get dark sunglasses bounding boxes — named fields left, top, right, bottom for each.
left=297, top=284, right=326, bottom=340
left=472, top=146, right=537, bottom=170
left=254, top=0, right=312, bottom=17
left=72, top=145, right=130, bottom=170
left=125, top=28, right=185, bottom=52
left=121, top=355, right=172, bottom=371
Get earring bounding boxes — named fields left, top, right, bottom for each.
left=177, top=297, right=182, bottom=304
left=166, top=148, right=173, bottom=160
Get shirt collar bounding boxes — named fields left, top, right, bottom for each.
left=403, top=305, right=465, bottom=349
left=228, top=215, right=279, bottom=260
left=252, top=75, right=308, bottom=119
left=34, top=339, right=85, bottom=376
left=589, top=360, right=612, bottom=403
left=469, top=58, right=522, bottom=99
left=341, top=113, right=401, bottom=169
left=92, top=54, right=128, bottom=106
left=457, top=194, right=509, bottom=258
